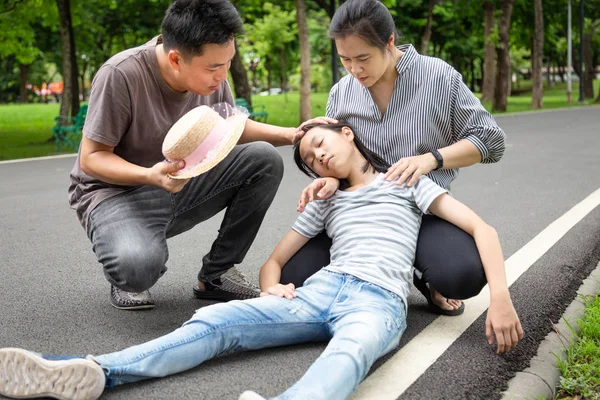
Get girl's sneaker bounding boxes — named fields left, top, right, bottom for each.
left=0, top=348, right=105, bottom=399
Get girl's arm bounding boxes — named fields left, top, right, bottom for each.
left=428, top=194, right=524, bottom=354
left=259, top=229, right=310, bottom=299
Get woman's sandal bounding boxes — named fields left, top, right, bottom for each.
left=413, top=273, right=465, bottom=316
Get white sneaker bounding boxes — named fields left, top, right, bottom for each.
left=0, top=348, right=105, bottom=399
left=239, top=390, right=267, bottom=400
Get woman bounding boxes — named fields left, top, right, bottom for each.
left=0, top=124, right=522, bottom=400
left=282, top=0, right=506, bottom=316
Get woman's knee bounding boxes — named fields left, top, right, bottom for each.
left=425, top=258, right=487, bottom=300
left=104, top=244, right=167, bottom=292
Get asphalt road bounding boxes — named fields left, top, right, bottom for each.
left=1, top=106, right=599, bottom=400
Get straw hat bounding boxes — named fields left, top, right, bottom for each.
left=162, top=103, right=248, bottom=179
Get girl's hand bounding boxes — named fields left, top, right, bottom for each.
left=485, top=294, right=524, bottom=354
left=297, top=178, right=339, bottom=212
left=261, top=283, right=297, bottom=300
left=385, top=153, right=437, bottom=187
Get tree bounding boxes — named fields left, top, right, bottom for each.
left=421, top=0, right=435, bottom=55
left=492, top=0, right=514, bottom=112
left=230, top=41, right=252, bottom=105
left=56, top=0, right=79, bottom=117
left=530, top=0, right=543, bottom=108
left=296, top=0, right=312, bottom=122
left=481, top=0, right=495, bottom=102
left=0, top=0, right=44, bottom=103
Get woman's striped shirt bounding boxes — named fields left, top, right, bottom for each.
left=325, top=44, right=506, bottom=191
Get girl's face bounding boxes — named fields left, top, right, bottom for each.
left=299, top=126, right=356, bottom=178
left=335, top=34, right=395, bottom=88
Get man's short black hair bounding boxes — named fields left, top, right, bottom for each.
left=161, top=0, right=243, bottom=59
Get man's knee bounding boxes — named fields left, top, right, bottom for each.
left=243, top=142, right=284, bottom=181
left=105, top=245, right=166, bottom=292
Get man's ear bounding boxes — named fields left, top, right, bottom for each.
left=168, top=50, right=182, bottom=72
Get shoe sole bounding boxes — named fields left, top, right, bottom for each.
left=109, top=302, right=155, bottom=311
left=0, top=348, right=105, bottom=400
left=192, top=287, right=258, bottom=302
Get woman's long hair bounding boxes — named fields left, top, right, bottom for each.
left=293, top=123, right=389, bottom=190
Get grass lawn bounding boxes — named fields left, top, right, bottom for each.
left=556, top=294, right=600, bottom=400
left=0, top=80, right=598, bottom=161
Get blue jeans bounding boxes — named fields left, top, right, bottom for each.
left=92, top=270, right=407, bottom=399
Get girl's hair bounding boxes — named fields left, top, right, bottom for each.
left=293, top=123, right=390, bottom=190
left=329, top=0, right=398, bottom=50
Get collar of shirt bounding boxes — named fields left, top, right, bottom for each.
left=395, top=44, right=418, bottom=76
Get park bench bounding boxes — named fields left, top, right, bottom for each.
left=52, top=104, right=87, bottom=152
left=235, top=98, right=268, bottom=123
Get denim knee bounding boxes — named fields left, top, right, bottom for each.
left=105, top=244, right=167, bottom=292
left=244, top=142, right=284, bottom=182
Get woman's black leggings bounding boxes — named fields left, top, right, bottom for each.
left=280, top=214, right=487, bottom=300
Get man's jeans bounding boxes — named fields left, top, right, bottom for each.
left=93, top=270, right=407, bottom=400
left=87, top=142, right=284, bottom=292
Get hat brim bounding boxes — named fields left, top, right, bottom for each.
left=168, top=114, right=247, bottom=179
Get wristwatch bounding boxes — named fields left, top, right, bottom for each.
left=430, top=149, right=443, bottom=170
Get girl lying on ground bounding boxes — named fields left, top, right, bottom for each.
left=0, top=123, right=523, bottom=400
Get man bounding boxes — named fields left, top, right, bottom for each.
left=69, top=0, right=331, bottom=310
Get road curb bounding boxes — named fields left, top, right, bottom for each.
left=502, top=262, right=600, bottom=400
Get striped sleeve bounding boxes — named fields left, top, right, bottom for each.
left=292, top=201, right=326, bottom=238
left=411, top=176, right=448, bottom=214
left=325, top=83, right=339, bottom=119
left=450, top=71, right=506, bottom=164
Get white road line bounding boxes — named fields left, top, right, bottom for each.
left=0, top=153, right=77, bottom=165
left=353, top=187, right=600, bottom=400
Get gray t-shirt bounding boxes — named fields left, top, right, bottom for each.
left=292, top=174, right=447, bottom=311
left=68, top=36, right=234, bottom=231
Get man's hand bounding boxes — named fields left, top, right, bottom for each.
left=260, top=283, right=297, bottom=299
left=385, top=153, right=438, bottom=187
left=292, top=117, right=339, bottom=144
left=485, top=294, right=524, bottom=354
left=147, top=161, right=190, bottom=193
left=297, top=177, right=339, bottom=212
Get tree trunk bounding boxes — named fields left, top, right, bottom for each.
left=19, top=63, right=29, bottom=103
left=56, top=0, right=79, bottom=118
left=296, top=0, right=312, bottom=123
left=530, top=0, right=544, bottom=109
left=229, top=41, right=252, bottom=105
left=582, top=31, right=595, bottom=99
left=420, top=0, right=435, bottom=55
left=492, top=0, right=514, bottom=112
left=481, top=0, right=496, bottom=102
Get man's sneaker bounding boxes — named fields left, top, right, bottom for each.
left=239, top=390, right=267, bottom=400
left=193, top=267, right=260, bottom=301
left=0, top=348, right=105, bottom=400
left=110, top=285, right=155, bottom=310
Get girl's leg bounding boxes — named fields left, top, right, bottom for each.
left=414, top=214, right=487, bottom=299
left=275, top=275, right=406, bottom=400
left=94, top=274, right=339, bottom=387
left=280, top=232, right=332, bottom=287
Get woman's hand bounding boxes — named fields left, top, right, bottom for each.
left=297, top=177, right=339, bottom=212
left=261, top=283, right=297, bottom=299
left=292, top=117, right=338, bottom=144
left=486, top=294, right=524, bottom=354
left=385, top=153, right=437, bottom=186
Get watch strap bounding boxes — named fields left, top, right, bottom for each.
left=431, top=149, right=443, bottom=170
